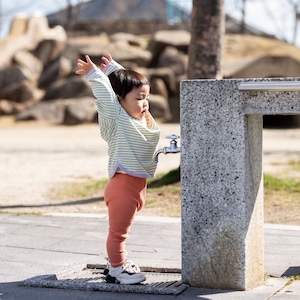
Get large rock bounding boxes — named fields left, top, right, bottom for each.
left=0, top=65, right=28, bottom=87
left=0, top=65, right=43, bottom=103
left=80, top=39, right=152, bottom=67
left=16, top=98, right=67, bottom=122
left=62, top=97, right=97, bottom=125
left=39, top=56, right=72, bottom=88
left=0, top=21, right=186, bottom=123
left=0, top=14, right=67, bottom=70
left=168, top=95, right=180, bottom=122
left=13, top=50, right=43, bottom=82
left=34, top=38, right=67, bottom=67
left=15, top=97, right=97, bottom=125
left=149, top=93, right=172, bottom=121
left=110, top=32, right=144, bottom=47
left=8, top=14, right=27, bottom=37
left=0, top=98, right=37, bottom=115
left=150, top=77, right=169, bottom=100
left=0, top=80, right=41, bottom=103
left=147, top=30, right=190, bottom=65
left=108, top=40, right=152, bottom=67
left=43, top=76, right=93, bottom=100
left=158, top=46, right=188, bottom=77
left=137, top=67, right=178, bottom=95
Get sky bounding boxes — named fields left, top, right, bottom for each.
left=1, top=0, right=300, bottom=47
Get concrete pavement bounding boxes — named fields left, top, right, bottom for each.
left=1, top=122, right=300, bottom=298
left=0, top=213, right=299, bottom=299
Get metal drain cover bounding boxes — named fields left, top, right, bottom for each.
left=22, top=264, right=188, bottom=295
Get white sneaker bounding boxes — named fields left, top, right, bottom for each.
left=126, top=259, right=141, bottom=273
left=106, top=261, right=146, bottom=284
left=103, top=257, right=141, bottom=275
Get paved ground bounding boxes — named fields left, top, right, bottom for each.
left=0, top=213, right=300, bottom=299
left=0, top=119, right=300, bottom=299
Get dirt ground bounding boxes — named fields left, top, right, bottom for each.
left=0, top=117, right=181, bottom=215
left=1, top=116, right=300, bottom=224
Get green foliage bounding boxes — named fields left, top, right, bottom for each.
left=148, top=167, right=180, bottom=188
left=292, top=274, right=300, bottom=280
left=57, top=178, right=108, bottom=199
left=264, top=173, right=300, bottom=193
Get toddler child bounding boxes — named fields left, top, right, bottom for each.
left=76, top=54, right=160, bottom=284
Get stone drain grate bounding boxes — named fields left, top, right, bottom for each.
left=22, top=264, right=189, bottom=295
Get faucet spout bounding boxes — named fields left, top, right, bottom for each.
left=154, top=134, right=181, bottom=162
left=154, top=148, right=165, bottom=162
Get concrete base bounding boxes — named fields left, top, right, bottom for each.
left=180, top=78, right=300, bottom=290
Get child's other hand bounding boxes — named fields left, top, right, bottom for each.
left=100, top=54, right=113, bottom=70
left=76, top=55, right=97, bottom=75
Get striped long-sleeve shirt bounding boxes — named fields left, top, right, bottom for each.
left=87, top=60, right=161, bottom=178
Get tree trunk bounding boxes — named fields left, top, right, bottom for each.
left=188, top=0, right=225, bottom=79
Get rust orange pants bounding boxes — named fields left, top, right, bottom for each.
left=104, top=173, right=147, bottom=267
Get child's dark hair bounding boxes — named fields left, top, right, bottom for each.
left=108, top=69, right=149, bottom=99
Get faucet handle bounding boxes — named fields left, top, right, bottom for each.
left=166, top=134, right=180, bottom=140
left=154, top=134, right=180, bottom=162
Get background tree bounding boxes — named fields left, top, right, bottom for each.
left=187, top=0, right=225, bottom=79
left=288, top=0, right=300, bottom=44
left=65, top=0, right=85, bottom=34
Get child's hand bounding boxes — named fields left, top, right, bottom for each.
left=76, top=55, right=97, bottom=75
left=100, top=54, right=113, bottom=70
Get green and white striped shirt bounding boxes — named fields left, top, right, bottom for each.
left=87, top=60, right=160, bottom=178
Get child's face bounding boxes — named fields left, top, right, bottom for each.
left=120, top=85, right=150, bottom=120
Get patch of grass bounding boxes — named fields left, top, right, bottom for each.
left=48, top=169, right=300, bottom=223
left=148, top=167, right=180, bottom=188
left=15, top=212, right=44, bottom=217
left=292, top=274, right=300, bottom=280
left=286, top=274, right=300, bottom=286
left=264, top=173, right=300, bottom=193
left=53, top=178, right=108, bottom=200
left=287, top=159, right=300, bottom=170
left=145, top=187, right=181, bottom=217
left=264, top=173, right=300, bottom=225
left=49, top=170, right=182, bottom=217
left=54, top=169, right=181, bottom=201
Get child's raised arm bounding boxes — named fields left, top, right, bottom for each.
left=76, top=55, right=97, bottom=75
left=100, top=54, right=113, bottom=70
left=76, top=54, right=116, bottom=76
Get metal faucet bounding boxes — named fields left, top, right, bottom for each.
left=154, top=134, right=181, bottom=162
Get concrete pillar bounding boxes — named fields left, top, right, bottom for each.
left=180, top=78, right=300, bottom=290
